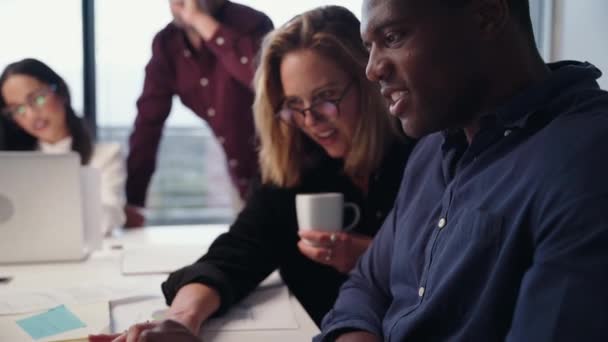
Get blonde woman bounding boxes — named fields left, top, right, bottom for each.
left=114, top=6, right=414, bottom=341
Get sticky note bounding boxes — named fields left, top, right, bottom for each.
left=16, top=305, right=86, bottom=340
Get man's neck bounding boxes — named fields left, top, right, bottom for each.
left=463, top=44, right=551, bottom=144
left=185, top=29, right=203, bottom=50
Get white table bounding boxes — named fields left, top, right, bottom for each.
left=0, top=225, right=320, bottom=341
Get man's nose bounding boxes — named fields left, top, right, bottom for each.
left=366, top=45, right=389, bottom=82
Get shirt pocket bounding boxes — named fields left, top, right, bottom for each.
left=449, top=208, right=504, bottom=249
left=428, top=208, right=506, bottom=295
left=429, top=209, right=506, bottom=311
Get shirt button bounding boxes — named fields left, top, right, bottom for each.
left=216, top=37, right=225, bottom=46
left=438, top=218, right=446, bottom=229
left=504, top=130, right=512, bottom=137
left=207, top=108, right=216, bottom=117
left=418, top=287, right=425, bottom=297
left=229, top=159, right=239, bottom=168
left=218, top=136, right=225, bottom=145
left=240, top=56, right=249, bottom=64
left=376, top=211, right=383, bottom=218
left=200, top=78, right=209, bottom=87
left=183, top=49, right=191, bottom=58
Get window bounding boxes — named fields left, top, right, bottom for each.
left=0, top=0, right=83, bottom=113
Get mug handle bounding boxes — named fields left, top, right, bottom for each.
left=343, top=202, right=361, bottom=232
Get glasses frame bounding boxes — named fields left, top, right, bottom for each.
left=276, top=81, right=354, bottom=126
left=1, top=84, right=58, bottom=120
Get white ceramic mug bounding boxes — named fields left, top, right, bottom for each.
left=295, top=193, right=361, bottom=233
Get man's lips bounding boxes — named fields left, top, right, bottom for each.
left=381, top=87, right=410, bottom=116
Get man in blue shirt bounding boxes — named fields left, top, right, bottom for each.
left=317, top=0, right=608, bottom=341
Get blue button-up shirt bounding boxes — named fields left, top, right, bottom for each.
left=316, top=61, right=608, bottom=341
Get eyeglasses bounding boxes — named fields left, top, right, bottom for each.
left=277, top=81, right=353, bottom=126
left=1, top=85, right=57, bottom=119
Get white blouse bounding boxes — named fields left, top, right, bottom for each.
left=39, top=137, right=127, bottom=235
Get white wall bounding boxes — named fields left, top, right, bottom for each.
left=551, top=0, right=608, bottom=90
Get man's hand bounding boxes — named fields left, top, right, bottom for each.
left=171, top=0, right=220, bottom=41
left=298, top=231, right=373, bottom=273
left=124, top=205, right=145, bottom=228
left=178, top=0, right=207, bottom=26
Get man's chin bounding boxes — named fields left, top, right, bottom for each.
left=401, top=119, right=437, bottom=139
left=172, top=19, right=188, bottom=29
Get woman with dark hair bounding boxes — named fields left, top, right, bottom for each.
left=0, top=58, right=126, bottom=235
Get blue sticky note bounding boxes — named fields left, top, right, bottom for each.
left=16, top=305, right=86, bottom=340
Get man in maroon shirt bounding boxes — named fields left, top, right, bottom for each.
left=125, top=0, right=273, bottom=226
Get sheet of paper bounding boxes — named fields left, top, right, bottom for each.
left=110, top=284, right=298, bottom=333
left=0, top=285, right=147, bottom=316
left=204, top=286, right=299, bottom=331
left=0, top=301, right=110, bottom=342
left=110, top=296, right=167, bottom=333
left=120, top=245, right=207, bottom=275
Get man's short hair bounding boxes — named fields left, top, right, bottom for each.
left=440, top=0, right=533, bottom=36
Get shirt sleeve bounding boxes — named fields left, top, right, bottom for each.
left=95, top=144, right=127, bottom=234
left=314, top=195, right=403, bottom=341
left=161, top=180, right=293, bottom=316
left=506, top=165, right=608, bottom=341
left=205, top=15, right=273, bottom=89
left=126, top=32, right=175, bottom=207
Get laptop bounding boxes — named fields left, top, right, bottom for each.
left=0, top=152, right=90, bottom=263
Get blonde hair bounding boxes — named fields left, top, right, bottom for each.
left=253, top=6, right=401, bottom=187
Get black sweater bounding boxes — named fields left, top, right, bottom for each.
left=162, top=140, right=414, bottom=326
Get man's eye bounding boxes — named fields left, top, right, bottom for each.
left=384, top=31, right=403, bottom=46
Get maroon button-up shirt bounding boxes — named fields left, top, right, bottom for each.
left=126, top=1, right=273, bottom=206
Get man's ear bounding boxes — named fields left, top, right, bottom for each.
left=471, top=0, right=511, bottom=39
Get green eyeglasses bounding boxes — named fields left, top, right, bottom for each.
left=2, top=84, right=57, bottom=119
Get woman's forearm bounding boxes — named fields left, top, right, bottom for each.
left=166, top=283, right=221, bottom=334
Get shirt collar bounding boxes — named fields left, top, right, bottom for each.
left=487, top=61, right=602, bottom=129
left=442, top=61, right=602, bottom=149
left=38, top=136, right=73, bottom=154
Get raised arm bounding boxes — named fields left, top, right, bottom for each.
left=178, top=1, right=273, bottom=88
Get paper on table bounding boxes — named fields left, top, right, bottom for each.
left=204, top=286, right=299, bottom=331
left=120, top=244, right=207, bottom=275
left=0, top=285, right=146, bottom=316
left=110, top=296, right=167, bottom=333
left=110, top=283, right=298, bottom=333
left=0, top=301, right=110, bottom=342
